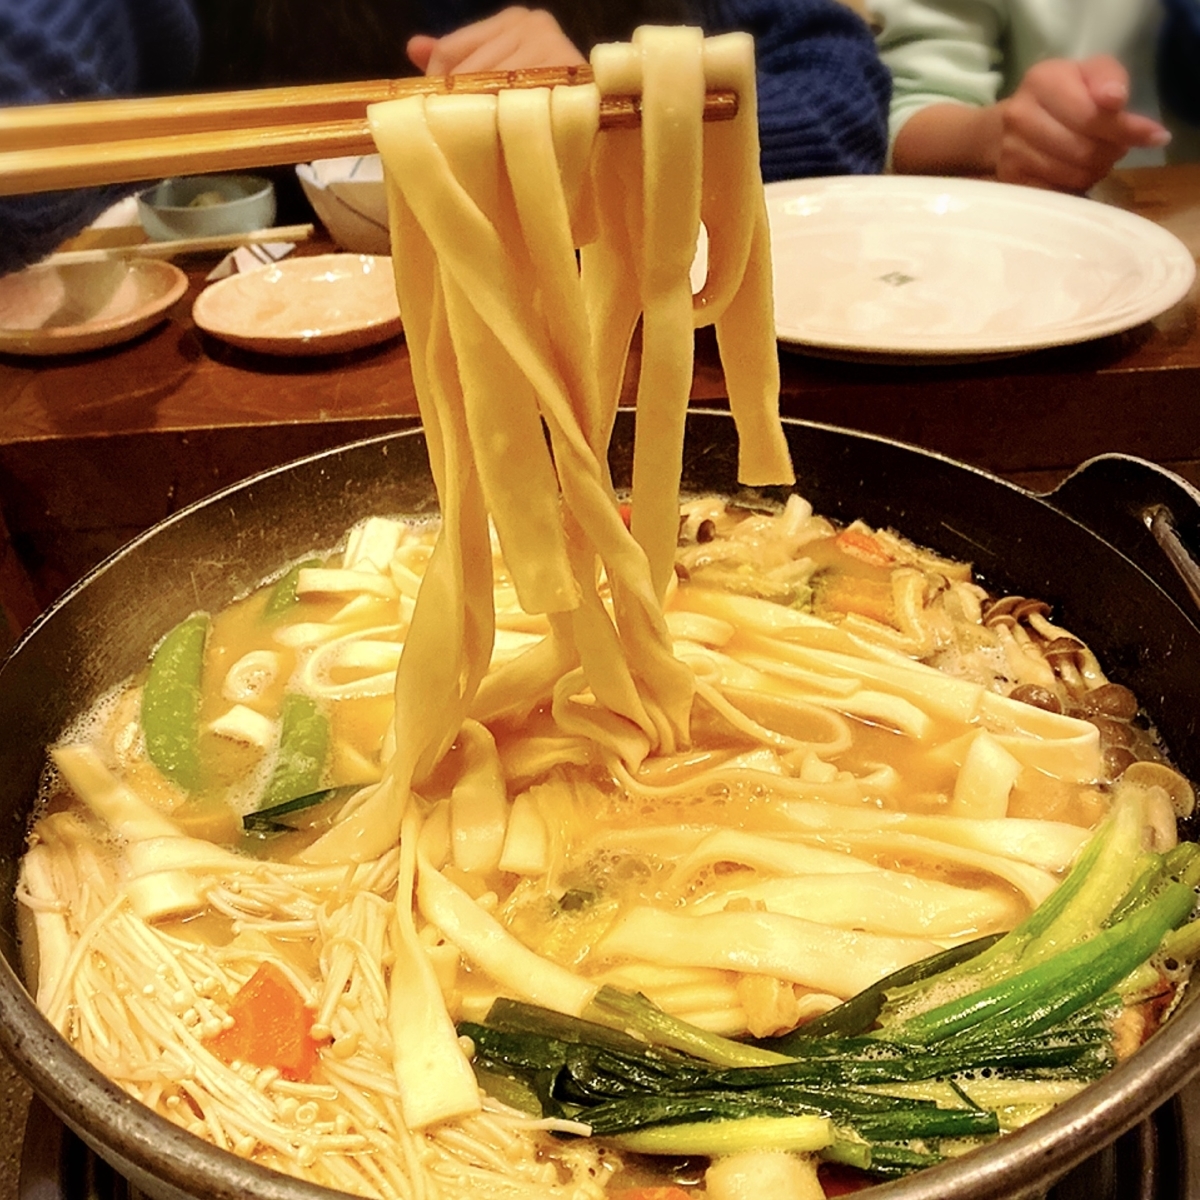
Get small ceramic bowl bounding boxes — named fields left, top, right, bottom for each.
left=295, top=156, right=389, bottom=255
left=0, top=258, right=188, bottom=356
left=137, top=175, right=276, bottom=241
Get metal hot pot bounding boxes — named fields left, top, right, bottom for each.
left=1, top=409, right=1200, bottom=1200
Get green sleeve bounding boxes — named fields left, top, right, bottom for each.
left=870, top=0, right=1008, bottom=156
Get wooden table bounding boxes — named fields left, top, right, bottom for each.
left=2, top=163, right=1199, bottom=633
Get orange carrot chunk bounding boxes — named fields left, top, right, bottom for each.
left=815, top=573, right=896, bottom=626
left=207, top=961, right=318, bottom=1081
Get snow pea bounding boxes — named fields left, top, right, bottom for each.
left=141, top=611, right=209, bottom=792
left=263, top=558, right=323, bottom=618
left=260, top=692, right=330, bottom=808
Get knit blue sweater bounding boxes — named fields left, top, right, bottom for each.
left=0, top=0, right=888, bottom=273
left=704, top=0, right=891, bottom=182
left=0, top=0, right=201, bottom=273
left=418, top=0, right=893, bottom=182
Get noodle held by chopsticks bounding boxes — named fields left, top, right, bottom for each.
left=300, top=28, right=791, bottom=867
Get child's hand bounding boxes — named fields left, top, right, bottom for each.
left=994, top=55, right=1170, bottom=191
left=407, top=6, right=585, bottom=76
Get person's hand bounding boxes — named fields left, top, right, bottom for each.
left=992, top=55, right=1170, bottom=191
left=407, top=6, right=585, bottom=76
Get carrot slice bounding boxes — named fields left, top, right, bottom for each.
left=834, top=527, right=892, bottom=568
left=815, top=573, right=895, bottom=625
left=207, top=961, right=318, bottom=1081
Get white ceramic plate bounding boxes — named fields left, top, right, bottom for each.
left=192, top=253, right=401, bottom=355
left=765, top=176, right=1197, bottom=361
left=0, top=258, right=186, bottom=356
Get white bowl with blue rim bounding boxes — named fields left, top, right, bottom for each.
left=295, top=156, right=390, bottom=255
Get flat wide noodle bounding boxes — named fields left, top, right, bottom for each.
left=303, top=27, right=792, bottom=868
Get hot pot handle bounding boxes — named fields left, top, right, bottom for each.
left=1044, top=454, right=1200, bottom=620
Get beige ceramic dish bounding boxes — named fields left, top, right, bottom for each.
left=192, top=253, right=402, bottom=355
left=0, top=258, right=187, bottom=356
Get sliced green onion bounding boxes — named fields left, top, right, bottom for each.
left=604, top=1114, right=833, bottom=1157
left=766, top=933, right=1003, bottom=1047
left=242, top=784, right=360, bottom=832
left=585, top=985, right=790, bottom=1068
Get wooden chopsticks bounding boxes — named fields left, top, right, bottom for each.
left=45, top=224, right=315, bottom=265
left=0, top=66, right=738, bottom=196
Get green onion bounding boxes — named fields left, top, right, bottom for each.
left=485, top=997, right=691, bottom=1059
left=242, top=784, right=360, bottom=832
left=880, top=790, right=1152, bottom=1025
left=455, top=787, right=1200, bottom=1182
left=863, top=1143, right=947, bottom=1178
left=764, top=933, right=1003, bottom=1048
left=603, top=1114, right=833, bottom=1157
left=1016, top=790, right=1147, bottom=966
left=892, top=881, right=1194, bottom=1047
left=821, top=1135, right=873, bottom=1171
left=470, top=1065, right=543, bottom=1116
left=585, top=1087, right=997, bottom=1140
left=584, top=985, right=790, bottom=1068
left=1105, top=852, right=1171, bottom=927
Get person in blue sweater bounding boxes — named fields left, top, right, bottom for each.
left=0, top=0, right=890, bottom=274
left=0, top=0, right=201, bottom=273
left=405, top=2, right=891, bottom=185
